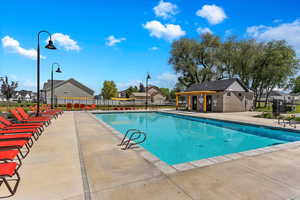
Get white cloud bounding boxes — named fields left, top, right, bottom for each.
left=117, top=80, right=142, bottom=90
left=149, top=46, right=159, bottom=51
left=50, top=33, right=80, bottom=51
left=154, top=0, right=178, bottom=19
left=143, top=20, right=186, bottom=41
left=246, top=20, right=300, bottom=54
left=157, top=72, right=179, bottom=88
left=196, top=27, right=213, bottom=34
left=225, top=29, right=233, bottom=36
left=105, top=35, right=126, bottom=46
left=196, top=4, right=227, bottom=25
left=273, top=19, right=283, bottom=23
left=1, top=36, right=42, bottom=60
left=117, top=72, right=179, bottom=90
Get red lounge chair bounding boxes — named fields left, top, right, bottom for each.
left=80, top=104, right=85, bottom=110
left=74, top=103, right=80, bottom=110
left=0, top=116, right=44, bottom=131
left=0, top=140, right=30, bottom=158
left=0, top=123, right=40, bottom=140
left=0, top=150, right=22, bottom=170
left=10, top=109, right=51, bottom=126
left=85, top=105, right=91, bottom=110
left=0, top=134, right=34, bottom=147
left=66, top=103, right=72, bottom=111
left=16, top=108, right=53, bottom=121
left=91, top=104, right=96, bottom=110
left=0, top=162, right=20, bottom=197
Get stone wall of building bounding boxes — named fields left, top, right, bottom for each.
left=223, top=91, right=254, bottom=112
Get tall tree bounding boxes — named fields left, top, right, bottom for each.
left=159, top=88, right=170, bottom=99
left=291, top=76, right=300, bottom=93
left=125, top=86, right=138, bottom=98
left=101, top=80, right=118, bottom=100
left=169, top=33, right=221, bottom=87
left=216, top=36, right=238, bottom=79
left=139, top=83, right=145, bottom=92
left=0, top=76, right=18, bottom=109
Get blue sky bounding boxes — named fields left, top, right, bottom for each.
left=1, top=0, right=300, bottom=94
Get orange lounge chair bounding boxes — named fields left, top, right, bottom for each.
left=0, top=162, right=20, bottom=197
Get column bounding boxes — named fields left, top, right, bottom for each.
left=203, top=94, right=207, bottom=112
left=176, top=95, right=179, bottom=110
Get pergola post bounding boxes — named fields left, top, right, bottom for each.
left=203, top=94, right=207, bottom=112
left=187, top=96, right=191, bottom=110
left=175, top=95, right=179, bottom=110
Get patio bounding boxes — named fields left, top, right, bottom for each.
left=6, top=111, right=300, bottom=200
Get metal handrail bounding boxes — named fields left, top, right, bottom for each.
left=118, top=129, right=140, bottom=146
left=121, top=131, right=147, bottom=150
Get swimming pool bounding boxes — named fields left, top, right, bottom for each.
left=95, top=112, right=300, bottom=165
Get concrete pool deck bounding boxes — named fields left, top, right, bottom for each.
left=6, top=111, right=300, bottom=200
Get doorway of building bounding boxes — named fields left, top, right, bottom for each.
left=192, top=96, right=197, bottom=111
left=206, top=96, right=212, bottom=112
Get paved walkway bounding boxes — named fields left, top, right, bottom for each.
left=5, top=111, right=300, bottom=200
left=165, top=110, right=299, bottom=130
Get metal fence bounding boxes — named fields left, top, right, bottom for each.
left=48, top=96, right=174, bottom=106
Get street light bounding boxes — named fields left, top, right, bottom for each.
left=36, top=30, right=57, bottom=116
left=145, top=73, right=151, bottom=110
left=50, top=63, right=62, bottom=109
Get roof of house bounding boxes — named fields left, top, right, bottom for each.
left=186, top=78, right=249, bottom=92
left=263, top=90, right=290, bottom=97
left=131, top=92, right=150, bottom=97
left=42, top=80, right=64, bottom=91
left=43, top=78, right=94, bottom=95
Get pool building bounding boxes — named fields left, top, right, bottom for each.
left=176, top=78, right=254, bottom=112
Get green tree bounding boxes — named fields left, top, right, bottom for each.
left=101, top=80, right=118, bottom=100
left=125, top=86, right=138, bottom=98
left=291, top=76, right=300, bottom=93
left=169, top=33, right=221, bottom=87
left=159, top=88, right=170, bottom=99
left=139, top=83, right=145, bottom=92
left=0, top=76, right=18, bottom=109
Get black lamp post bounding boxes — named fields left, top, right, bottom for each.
left=51, top=62, right=62, bottom=109
left=36, top=30, right=56, bottom=116
left=145, top=73, right=151, bottom=110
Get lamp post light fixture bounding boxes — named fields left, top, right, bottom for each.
left=51, top=63, right=62, bottom=109
left=36, top=30, right=57, bottom=116
left=145, top=73, right=151, bottom=110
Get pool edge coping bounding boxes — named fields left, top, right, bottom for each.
left=89, top=111, right=300, bottom=175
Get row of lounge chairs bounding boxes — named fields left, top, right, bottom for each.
left=0, top=107, right=63, bottom=197
left=66, top=103, right=96, bottom=111
left=113, top=107, right=138, bottom=110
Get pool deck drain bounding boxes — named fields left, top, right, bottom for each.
left=7, top=111, right=300, bottom=200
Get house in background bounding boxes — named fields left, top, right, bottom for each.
left=120, top=85, right=167, bottom=104
left=261, top=91, right=293, bottom=103
left=42, top=78, right=95, bottom=104
left=176, top=78, right=254, bottom=112
left=129, top=92, right=151, bottom=104
left=13, top=90, right=36, bottom=102
left=147, top=85, right=166, bottom=104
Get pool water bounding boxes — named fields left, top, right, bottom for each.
left=96, top=112, right=300, bottom=165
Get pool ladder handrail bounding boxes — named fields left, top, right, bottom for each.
left=118, top=129, right=140, bottom=146
left=118, top=129, right=147, bottom=150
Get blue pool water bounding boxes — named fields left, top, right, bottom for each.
left=96, top=112, right=300, bottom=165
